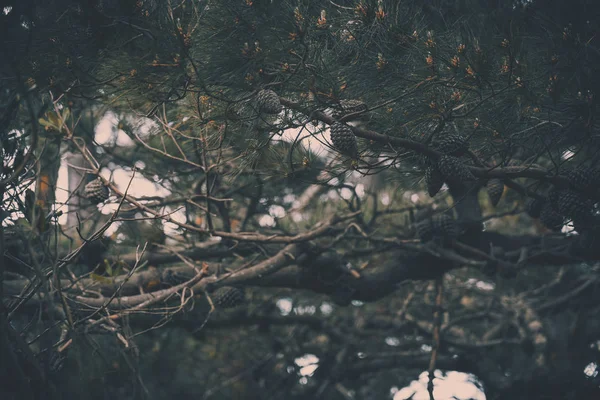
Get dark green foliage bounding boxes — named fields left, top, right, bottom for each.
left=330, top=122, right=358, bottom=157
left=212, top=286, right=245, bottom=309
left=5, top=1, right=600, bottom=399
left=486, top=179, right=504, bottom=206
left=256, top=89, right=282, bottom=114
left=437, top=155, right=474, bottom=184
left=425, top=166, right=444, bottom=197
left=83, top=178, right=109, bottom=204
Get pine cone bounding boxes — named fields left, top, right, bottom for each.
left=330, top=122, right=358, bottom=157
left=212, top=286, right=245, bottom=308
left=539, top=204, right=563, bottom=232
left=556, top=190, right=593, bottom=220
left=486, top=179, right=504, bottom=206
left=568, top=168, right=600, bottom=199
left=333, top=99, right=368, bottom=119
left=434, top=134, right=469, bottom=156
left=525, top=198, right=544, bottom=219
left=256, top=89, right=282, bottom=114
left=84, top=178, right=109, bottom=204
left=425, top=167, right=444, bottom=197
left=437, top=155, right=475, bottom=184
left=415, top=219, right=433, bottom=242
left=432, top=214, right=459, bottom=239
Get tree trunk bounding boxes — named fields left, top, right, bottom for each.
left=65, top=151, right=92, bottom=230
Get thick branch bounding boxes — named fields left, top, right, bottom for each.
left=4, top=232, right=598, bottom=308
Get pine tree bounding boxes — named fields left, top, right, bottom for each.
left=3, top=1, right=600, bottom=399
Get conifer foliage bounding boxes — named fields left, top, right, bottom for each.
left=2, top=1, right=600, bottom=399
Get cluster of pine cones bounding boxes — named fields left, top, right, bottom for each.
left=420, top=134, right=506, bottom=206
left=254, top=90, right=367, bottom=159
left=526, top=167, right=600, bottom=232
left=328, top=99, right=368, bottom=158
left=422, top=134, right=472, bottom=191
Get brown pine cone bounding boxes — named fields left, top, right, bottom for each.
left=84, top=178, right=109, bottom=204
left=212, top=286, right=245, bottom=308
left=486, top=179, right=505, bottom=206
